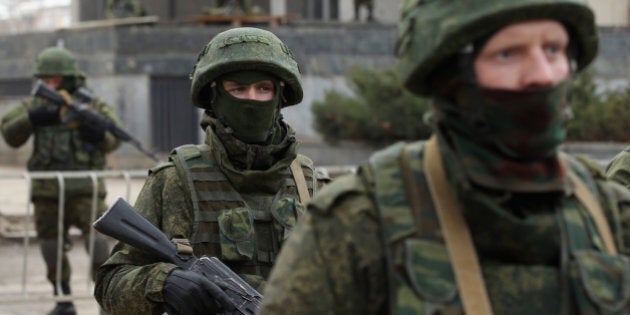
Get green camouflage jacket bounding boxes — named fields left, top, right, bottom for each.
left=259, top=137, right=630, bottom=315
left=94, top=125, right=326, bottom=315
left=606, top=147, right=630, bottom=189
left=0, top=94, right=122, bottom=198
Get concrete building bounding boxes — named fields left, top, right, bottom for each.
left=0, top=0, right=629, bottom=170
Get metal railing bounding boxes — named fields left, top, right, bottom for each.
left=0, top=170, right=148, bottom=305
left=0, top=165, right=355, bottom=306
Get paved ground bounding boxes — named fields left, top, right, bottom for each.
left=0, top=165, right=147, bottom=315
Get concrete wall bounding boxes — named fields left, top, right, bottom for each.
left=0, top=23, right=628, bottom=169
left=0, top=23, right=396, bottom=169
left=587, top=0, right=630, bottom=27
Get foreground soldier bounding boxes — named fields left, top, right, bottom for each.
left=259, top=1, right=630, bottom=314
left=94, top=27, right=326, bottom=314
left=1, top=47, right=122, bottom=315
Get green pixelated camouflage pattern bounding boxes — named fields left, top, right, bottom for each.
left=272, top=197, right=305, bottom=240
left=571, top=250, right=630, bottom=313
left=396, top=0, right=597, bottom=96
left=168, top=122, right=316, bottom=266
left=259, top=139, right=630, bottom=315
left=260, top=174, right=389, bottom=315
left=190, top=27, right=303, bottom=109
left=0, top=93, right=122, bottom=198
left=218, top=207, right=256, bottom=260
left=94, top=125, right=325, bottom=315
left=606, top=147, right=630, bottom=190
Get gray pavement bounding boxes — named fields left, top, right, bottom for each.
left=0, top=165, right=147, bottom=315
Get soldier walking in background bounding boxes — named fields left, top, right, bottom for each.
left=258, top=0, right=630, bottom=314
left=104, top=0, right=147, bottom=19
left=354, top=0, right=374, bottom=22
left=94, top=27, right=327, bottom=314
left=0, top=46, right=123, bottom=315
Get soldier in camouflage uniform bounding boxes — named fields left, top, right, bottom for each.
left=259, top=1, right=630, bottom=314
left=354, top=0, right=374, bottom=22
left=0, top=47, right=122, bottom=315
left=105, top=0, right=147, bottom=19
left=94, top=27, right=327, bottom=315
left=216, top=0, right=252, bottom=15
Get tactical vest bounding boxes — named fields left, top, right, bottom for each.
left=170, top=144, right=316, bottom=288
left=28, top=97, right=107, bottom=198
left=365, top=139, right=630, bottom=315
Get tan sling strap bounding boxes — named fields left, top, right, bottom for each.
left=423, top=136, right=494, bottom=315
left=568, top=172, right=618, bottom=255
left=290, top=159, right=311, bottom=204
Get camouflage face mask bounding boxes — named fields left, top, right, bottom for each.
left=212, top=71, right=281, bottom=144
left=450, top=79, right=572, bottom=161
left=58, top=76, right=78, bottom=94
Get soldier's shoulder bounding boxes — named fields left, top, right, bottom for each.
left=565, top=153, right=605, bottom=180
left=169, top=143, right=209, bottom=161
left=308, top=172, right=375, bottom=217
left=295, top=153, right=314, bottom=169
left=146, top=161, right=190, bottom=193
left=563, top=152, right=630, bottom=202
left=148, top=161, right=175, bottom=176
left=606, top=146, right=630, bottom=170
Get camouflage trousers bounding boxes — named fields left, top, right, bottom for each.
left=33, top=196, right=109, bottom=284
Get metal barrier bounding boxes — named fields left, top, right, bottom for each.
left=0, top=170, right=148, bottom=305
left=0, top=166, right=354, bottom=308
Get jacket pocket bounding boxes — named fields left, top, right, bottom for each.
left=571, top=249, right=630, bottom=314
left=270, top=197, right=304, bottom=242
left=404, top=239, right=457, bottom=303
left=218, top=207, right=255, bottom=261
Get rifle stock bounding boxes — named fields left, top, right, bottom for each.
left=93, top=198, right=262, bottom=314
left=31, top=80, right=160, bottom=162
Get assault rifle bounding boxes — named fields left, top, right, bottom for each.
left=31, top=80, right=159, bottom=162
left=93, top=197, right=262, bottom=315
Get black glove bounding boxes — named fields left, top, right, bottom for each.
left=77, top=108, right=107, bottom=143
left=162, top=268, right=235, bottom=315
left=28, top=105, right=60, bottom=126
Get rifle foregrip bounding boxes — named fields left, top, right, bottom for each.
left=93, top=198, right=263, bottom=315
left=31, top=80, right=67, bottom=105
left=93, top=198, right=181, bottom=265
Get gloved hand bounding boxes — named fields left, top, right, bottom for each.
left=162, top=268, right=235, bottom=315
left=77, top=108, right=107, bottom=143
left=28, top=105, right=60, bottom=126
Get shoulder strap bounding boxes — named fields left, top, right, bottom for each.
left=422, top=135, right=494, bottom=315
left=170, top=144, right=204, bottom=242
left=569, top=171, right=618, bottom=254
left=290, top=159, right=310, bottom=204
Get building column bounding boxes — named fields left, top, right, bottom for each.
left=270, top=0, right=286, bottom=16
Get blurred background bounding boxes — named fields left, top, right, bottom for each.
left=0, top=0, right=628, bottom=171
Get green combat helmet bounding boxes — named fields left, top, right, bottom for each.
left=395, top=0, right=598, bottom=97
left=190, top=27, right=303, bottom=109
left=34, top=47, right=81, bottom=77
